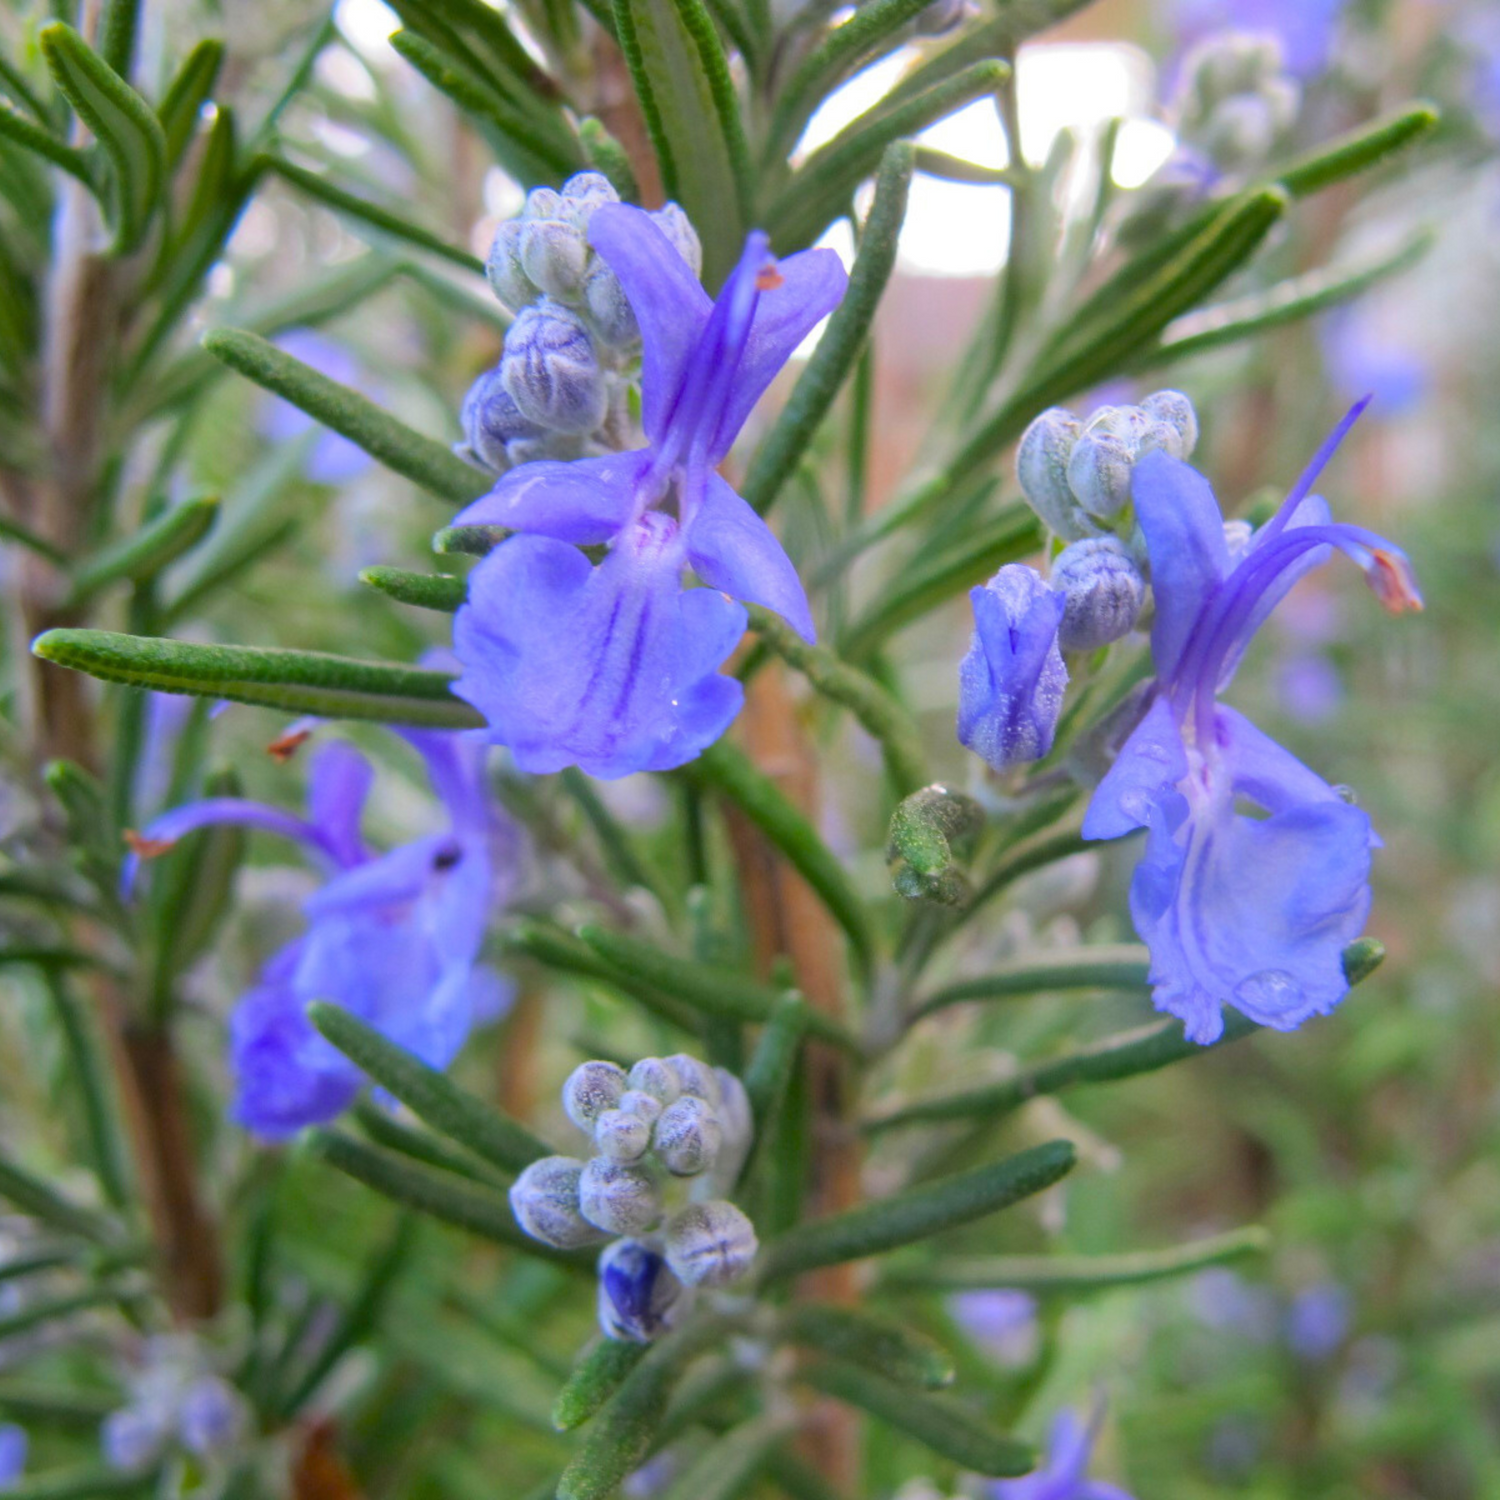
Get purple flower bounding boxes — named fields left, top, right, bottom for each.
left=994, top=1406, right=1133, bottom=1500
left=263, top=330, right=373, bottom=485
left=957, top=564, right=1068, bottom=773
left=131, top=732, right=514, bottom=1138
left=1172, top=0, right=1343, bottom=75
left=1286, top=1282, right=1351, bottom=1361
left=450, top=205, right=847, bottom=778
left=1321, top=305, right=1427, bottom=417
left=949, top=1289, right=1039, bottom=1366
left=0, top=1424, right=25, bottom=1488
left=1081, top=402, right=1421, bottom=1043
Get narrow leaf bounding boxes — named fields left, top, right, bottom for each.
left=780, top=1303, right=954, bottom=1389
left=31, top=630, right=484, bottom=729
left=68, top=496, right=218, bottom=603
left=757, top=1140, right=1076, bottom=1282
left=912, top=944, right=1151, bottom=1022
left=359, top=565, right=466, bottom=613
left=39, top=23, right=165, bottom=252
left=308, top=1002, right=551, bottom=1175
left=658, top=1415, right=791, bottom=1500
left=0, top=101, right=94, bottom=184
left=741, top=992, right=809, bottom=1153
left=203, top=326, right=488, bottom=503
left=1, top=1467, right=156, bottom=1498
left=156, top=38, right=223, bottom=166
left=553, top=1339, right=649, bottom=1432
left=802, top=1361, right=1032, bottom=1476
left=1277, top=101, right=1438, bottom=198
left=0, top=1157, right=115, bottom=1244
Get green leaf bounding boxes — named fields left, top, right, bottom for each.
left=39, top=23, right=165, bottom=253
left=802, top=1361, right=1032, bottom=1476
left=911, top=944, right=1151, bottom=1022
left=307, top=1002, right=552, bottom=1175
left=1, top=1466, right=157, bottom=1498
left=612, top=0, right=749, bottom=285
left=553, top=1339, right=649, bottom=1431
left=303, top=1130, right=582, bottom=1265
left=769, top=62, right=1009, bottom=253
left=269, top=155, right=484, bottom=273
left=353, top=1098, right=497, bottom=1182
left=98, top=0, right=141, bottom=78
left=432, top=523, right=507, bottom=556
left=741, top=991, right=809, bottom=1163
left=757, top=1140, right=1076, bottom=1282
left=156, top=38, right=223, bottom=167
left=780, top=1303, right=955, bottom=1389
left=685, top=740, right=874, bottom=969
left=576, top=925, right=856, bottom=1050
left=68, top=496, right=218, bottom=603
left=556, top=1315, right=736, bottom=1500
left=1342, top=936, right=1385, bottom=987
left=202, top=326, right=489, bottom=504
left=359, top=564, right=467, bottom=613
left=1276, top=101, right=1438, bottom=199
left=657, top=1416, right=791, bottom=1500
left=578, top=116, right=639, bottom=200
left=31, top=630, right=484, bottom=729
left=0, top=1156, right=115, bottom=1245
left=0, top=100, right=94, bottom=184
left=886, top=784, right=984, bottom=907
left=887, top=1224, right=1270, bottom=1292
left=746, top=604, right=927, bottom=795
left=866, top=1015, right=1262, bottom=1132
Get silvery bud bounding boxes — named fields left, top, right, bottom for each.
left=664, top=1053, right=720, bottom=1106
left=1201, top=93, right=1285, bottom=170
left=500, top=300, right=607, bottom=434
left=594, top=1107, right=651, bottom=1163
left=1140, top=389, right=1198, bottom=459
left=712, top=1068, right=752, bottom=1146
left=663, top=1201, right=758, bottom=1288
left=458, top=367, right=547, bottom=472
left=583, top=262, right=638, bottom=350
left=1066, top=427, right=1135, bottom=522
left=562, top=1060, right=627, bottom=1131
left=1017, top=407, right=1094, bottom=540
left=653, top=1095, right=722, bottom=1176
left=620, top=1089, right=664, bottom=1125
left=1051, top=536, right=1146, bottom=650
left=523, top=186, right=564, bottom=220
left=486, top=220, right=535, bottom=313
left=597, top=1239, right=682, bottom=1343
left=510, top=1156, right=607, bottom=1248
left=103, top=1406, right=168, bottom=1471
left=519, top=216, right=589, bottom=301
left=559, top=171, right=620, bottom=229
left=627, top=1057, right=681, bottom=1107
left=578, top=1158, right=662, bottom=1235
left=650, top=202, right=703, bottom=277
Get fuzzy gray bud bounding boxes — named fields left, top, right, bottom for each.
left=1140, top=389, right=1198, bottom=459
left=500, top=300, right=607, bottom=434
left=650, top=203, right=703, bottom=277
left=486, top=220, right=535, bottom=313
left=663, top=1054, right=720, bottom=1106
left=1051, top=536, right=1146, bottom=650
left=653, top=1095, right=722, bottom=1177
left=627, top=1057, right=681, bottom=1107
left=562, top=1061, right=627, bottom=1131
left=578, top=1158, right=662, bottom=1235
left=1066, top=427, right=1135, bottom=522
left=1017, top=407, right=1094, bottom=540
left=510, top=1156, right=607, bottom=1248
left=712, top=1068, right=752, bottom=1146
left=663, top=1201, right=758, bottom=1288
left=518, top=217, right=589, bottom=301
left=594, top=1107, right=651, bottom=1163
left=558, top=171, right=620, bottom=229
left=618, top=1088, right=664, bottom=1126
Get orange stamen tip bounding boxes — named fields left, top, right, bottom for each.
left=124, top=830, right=176, bottom=859
left=755, top=265, right=784, bottom=291
left=267, top=727, right=313, bottom=762
left=1369, top=550, right=1424, bottom=614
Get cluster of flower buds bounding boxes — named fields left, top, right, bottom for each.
left=509, top=1053, right=758, bottom=1342
left=457, top=173, right=703, bottom=473
left=101, top=1337, right=243, bottom=1472
left=1174, top=33, right=1300, bottom=175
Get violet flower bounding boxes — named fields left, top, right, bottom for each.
left=1081, top=402, right=1422, bottom=1043
left=1172, top=0, right=1343, bottom=75
left=263, top=330, right=373, bottom=485
left=130, top=732, right=513, bottom=1138
left=994, top=1406, right=1134, bottom=1500
left=450, top=204, right=847, bottom=778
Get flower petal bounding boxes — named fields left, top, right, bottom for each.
left=686, top=474, right=815, bottom=641
left=588, top=204, right=712, bottom=446
left=1131, top=449, right=1230, bottom=684
left=1081, top=693, right=1188, bottom=840
left=450, top=450, right=648, bottom=543
left=306, top=741, right=373, bottom=867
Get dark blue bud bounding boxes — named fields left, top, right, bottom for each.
left=597, top=1238, right=682, bottom=1342
left=459, top=367, right=547, bottom=472
left=1051, top=536, right=1146, bottom=650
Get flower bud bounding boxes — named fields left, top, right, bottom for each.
left=594, top=1107, right=651, bottom=1163
left=618, top=1088, right=664, bottom=1125
left=559, top=171, right=620, bottom=230
left=510, top=1156, right=607, bottom=1248
left=1017, top=407, right=1095, bottom=540
left=650, top=202, right=703, bottom=277
left=458, top=367, right=547, bottom=472
left=597, top=1238, right=683, bottom=1342
left=583, top=262, right=638, bottom=349
left=712, top=1068, right=752, bottom=1147
left=562, top=1060, right=627, bottom=1131
left=1140, top=389, right=1198, bottom=460
left=486, top=220, right=535, bottom=313
left=177, top=1376, right=242, bottom=1457
left=652, top=1095, right=722, bottom=1176
left=1051, top=536, right=1145, bottom=651
left=519, top=216, right=590, bottom=301
left=663, top=1201, right=758, bottom=1288
left=500, top=300, right=607, bottom=434
left=627, top=1057, right=681, bottom=1107
left=578, top=1158, right=662, bottom=1235
left=1066, top=429, right=1134, bottom=521
left=103, top=1406, right=168, bottom=1471
left=663, top=1053, right=720, bottom=1106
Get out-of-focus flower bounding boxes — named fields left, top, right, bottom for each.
left=949, top=1289, right=1039, bottom=1366
left=0, top=1425, right=25, bottom=1488
left=1186, top=1268, right=1278, bottom=1342
left=1172, top=0, right=1343, bottom=76
left=262, top=329, right=373, bottom=484
left=1286, top=1282, right=1352, bottom=1361
left=102, top=1340, right=245, bottom=1472
left=993, top=1405, right=1134, bottom=1500
left=1322, top=304, right=1428, bottom=417
left=129, top=732, right=515, bottom=1138
left=1081, top=403, right=1422, bottom=1043
left=452, top=205, right=845, bottom=778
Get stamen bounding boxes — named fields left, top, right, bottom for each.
left=755, top=265, right=784, bottom=291
left=267, top=727, right=313, bottom=762
left=124, top=830, right=176, bottom=859
left=1366, top=548, right=1424, bottom=613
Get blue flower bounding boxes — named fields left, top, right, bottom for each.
left=451, top=204, right=847, bottom=779
left=1286, top=1282, right=1351, bottom=1361
left=1172, top=0, right=1343, bottom=75
left=994, top=1406, right=1134, bottom=1500
left=0, top=1424, right=25, bottom=1488
left=263, top=330, right=373, bottom=485
left=1081, top=403, right=1422, bottom=1043
left=130, top=731, right=515, bottom=1138
left=957, top=563, right=1068, bottom=773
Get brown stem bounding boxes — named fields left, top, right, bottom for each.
left=722, top=665, right=863, bottom=1490
left=496, top=984, right=544, bottom=1121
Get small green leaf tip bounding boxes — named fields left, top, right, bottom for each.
left=1342, top=937, right=1386, bottom=987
